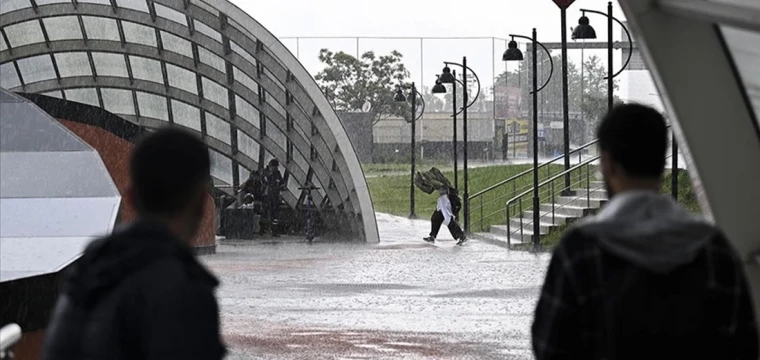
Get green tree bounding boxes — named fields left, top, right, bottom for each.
left=315, top=49, right=412, bottom=125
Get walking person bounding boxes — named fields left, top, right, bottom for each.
left=261, top=159, right=284, bottom=237
left=532, top=104, right=757, bottom=359
left=41, top=128, right=226, bottom=360
left=424, top=186, right=467, bottom=245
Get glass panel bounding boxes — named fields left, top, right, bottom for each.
left=4, top=20, right=45, bottom=48
left=136, top=91, right=168, bottom=121
left=266, top=118, right=287, bottom=147
left=233, top=66, right=259, bottom=95
left=198, top=47, right=226, bottom=74
left=122, top=21, right=156, bottom=47
left=35, top=0, right=72, bottom=4
left=209, top=150, right=233, bottom=185
left=0, top=0, right=32, bottom=14
left=171, top=100, right=201, bottom=131
left=237, top=131, right=260, bottom=161
left=78, top=0, right=111, bottom=4
left=92, top=52, right=129, bottom=78
left=55, top=52, right=93, bottom=77
left=1, top=36, right=7, bottom=52
left=166, top=64, right=198, bottom=95
left=43, top=16, right=83, bottom=41
left=235, top=95, right=259, bottom=127
left=193, top=20, right=221, bottom=43
left=263, top=67, right=285, bottom=93
left=230, top=41, right=257, bottom=67
left=17, top=55, right=57, bottom=84
left=0, top=63, right=22, bottom=89
left=721, top=26, right=760, bottom=127
left=64, top=88, right=99, bottom=107
left=101, top=88, right=135, bottom=115
left=312, top=174, right=326, bottom=198
left=202, top=77, right=228, bottom=108
left=293, top=118, right=309, bottom=143
left=160, top=31, right=193, bottom=58
left=82, top=16, right=121, bottom=42
left=129, top=56, right=163, bottom=84
left=42, top=90, right=64, bottom=99
left=287, top=175, right=301, bottom=199
left=205, top=111, right=230, bottom=145
left=193, top=0, right=218, bottom=16
left=115, top=0, right=149, bottom=12
left=711, top=0, right=760, bottom=11
left=293, top=147, right=308, bottom=174
left=154, top=3, right=187, bottom=27
left=266, top=94, right=286, bottom=118
left=238, top=164, right=249, bottom=186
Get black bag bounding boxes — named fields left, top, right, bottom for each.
left=448, top=189, right=462, bottom=216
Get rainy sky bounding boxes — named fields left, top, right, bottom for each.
left=229, top=0, right=663, bottom=108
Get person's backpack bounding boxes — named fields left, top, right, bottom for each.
left=448, top=188, right=462, bottom=216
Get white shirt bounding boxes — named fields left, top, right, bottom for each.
left=437, top=194, right=455, bottom=226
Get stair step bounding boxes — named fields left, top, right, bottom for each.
left=490, top=225, right=548, bottom=243
left=506, top=218, right=558, bottom=233
left=472, top=232, right=524, bottom=247
left=556, top=196, right=604, bottom=208
left=572, top=188, right=608, bottom=199
left=523, top=211, right=577, bottom=225
left=539, top=204, right=594, bottom=217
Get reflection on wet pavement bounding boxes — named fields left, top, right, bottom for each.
left=202, top=213, right=551, bottom=359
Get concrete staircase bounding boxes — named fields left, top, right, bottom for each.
left=475, top=181, right=609, bottom=247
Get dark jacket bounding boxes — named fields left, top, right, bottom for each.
left=41, top=220, right=226, bottom=360
left=262, top=168, right=283, bottom=200
left=533, top=191, right=757, bottom=360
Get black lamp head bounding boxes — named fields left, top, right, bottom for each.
left=394, top=86, right=406, bottom=102
left=432, top=76, right=447, bottom=94
left=572, top=14, right=597, bottom=40
left=502, top=39, right=524, bottom=61
left=439, top=65, right=455, bottom=84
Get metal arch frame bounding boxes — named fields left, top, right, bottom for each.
left=208, top=0, right=378, bottom=241
left=0, top=6, right=349, bottom=218
left=619, top=0, right=760, bottom=324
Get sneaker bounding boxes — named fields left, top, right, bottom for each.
left=456, top=237, right=468, bottom=246
left=423, top=236, right=435, bottom=243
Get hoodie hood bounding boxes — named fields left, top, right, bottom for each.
left=65, top=220, right=217, bottom=308
left=580, top=190, right=716, bottom=274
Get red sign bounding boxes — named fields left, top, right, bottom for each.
left=552, top=0, right=576, bottom=9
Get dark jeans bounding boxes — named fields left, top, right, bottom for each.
left=430, top=210, right=464, bottom=240
left=262, top=196, right=280, bottom=235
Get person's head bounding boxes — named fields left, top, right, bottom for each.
left=438, top=187, right=448, bottom=196
left=597, top=103, right=668, bottom=198
left=268, top=159, right=279, bottom=170
left=128, top=127, right=211, bottom=242
left=244, top=194, right=254, bottom=204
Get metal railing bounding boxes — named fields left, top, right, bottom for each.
left=0, top=323, right=21, bottom=360
left=503, top=139, right=678, bottom=248
left=467, top=137, right=600, bottom=233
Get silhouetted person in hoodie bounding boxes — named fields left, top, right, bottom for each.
left=41, top=128, right=226, bottom=360
left=532, top=104, right=757, bottom=360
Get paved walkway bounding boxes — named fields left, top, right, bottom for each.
left=203, top=213, right=551, bottom=359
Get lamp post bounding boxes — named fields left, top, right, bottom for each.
left=394, top=82, right=426, bottom=219
left=572, top=1, right=633, bottom=112
left=435, top=58, right=481, bottom=234
left=503, top=29, right=554, bottom=251
left=432, top=72, right=466, bottom=191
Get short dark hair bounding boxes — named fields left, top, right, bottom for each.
left=130, top=127, right=210, bottom=215
left=597, top=103, right=668, bottom=178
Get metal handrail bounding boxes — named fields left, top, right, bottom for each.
left=469, top=137, right=599, bottom=199
left=0, top=323, right=21, bottom=358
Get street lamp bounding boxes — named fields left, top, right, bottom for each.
left=394, top=82, right=426, bottom=219
left=431, top=73, right=466, bottom=190
left=572, top=1, right=633, bottom=112
left=504, top=29, right=554, bottom=251
left=435, top=58, right=481, bottom=234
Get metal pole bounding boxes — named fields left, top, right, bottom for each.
left=561, top=7, right=572, bottom=194
left=410, top=82, right=417, bottom=219
left=532, top=29, right=540, bottom=251
left=607, top=1, right=614, bottom=112
left=672, top=133, right=679, bottom=200
left=463, top=57, right=470, bottom=234
left=420, top=38, right=424, bottom=160
left=453, top=70, right=459, bottom=190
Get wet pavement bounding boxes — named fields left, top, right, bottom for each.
left=202, top=213, right=552, bottom=359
